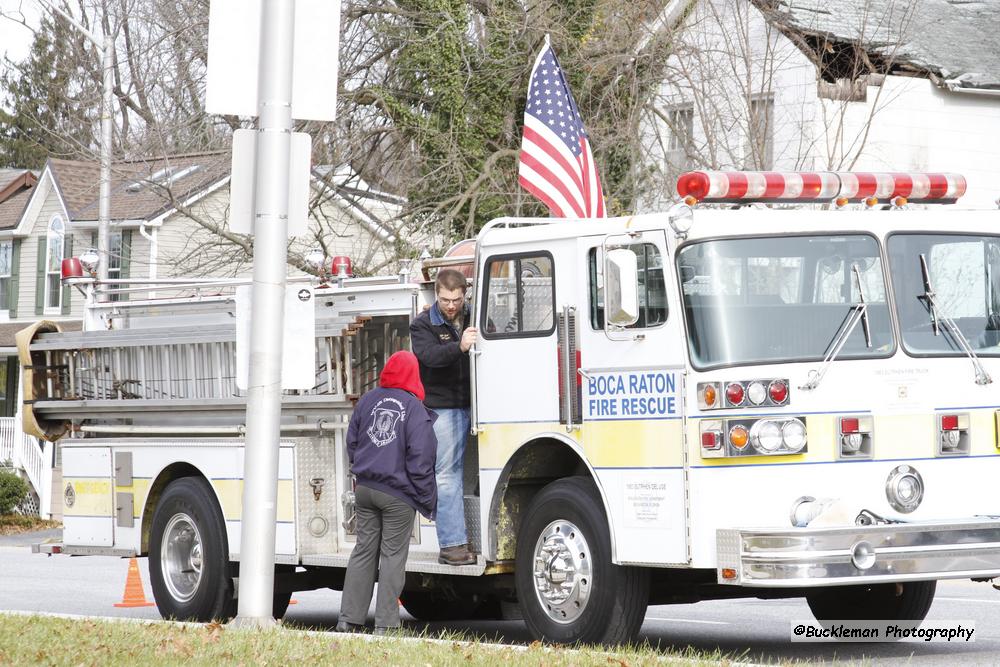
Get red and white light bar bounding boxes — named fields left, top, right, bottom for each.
left=677, top=171, right=967, bottom=204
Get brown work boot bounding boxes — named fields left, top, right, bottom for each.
left=439, top=544, right=476, bottom=566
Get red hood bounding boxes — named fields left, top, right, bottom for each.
left=380, top=350, right=425, bottom=401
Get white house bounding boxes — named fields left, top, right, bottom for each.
left=640, top=0, right=1000, bottom=210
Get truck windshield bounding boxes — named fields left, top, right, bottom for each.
left=887, top=233, right=1000, bottom=356
left=678, top=234, right=894, bottom=369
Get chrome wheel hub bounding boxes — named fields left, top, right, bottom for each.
left=531, top=519, right=593, bottom=624
left=162, top=513, right=203, bottom=603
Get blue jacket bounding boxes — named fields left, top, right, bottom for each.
left=347, top=387, right=438, bottom=519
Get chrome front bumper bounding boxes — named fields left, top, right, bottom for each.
left=717, top=519, right=1000, bottom=586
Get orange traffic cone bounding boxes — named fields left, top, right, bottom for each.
left=114, top=557, right=155, bottom=608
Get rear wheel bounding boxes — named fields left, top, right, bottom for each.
left=515, top=477, right=649, bottom=644
left=807, top=581, right=936, bottom=625
left=149, top=477, right=235, bottom=621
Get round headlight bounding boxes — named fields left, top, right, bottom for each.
left=781, top=419, right=807, bottom=452
left=885, top=465, right=924, bottom=513
left=750, top=420, right=782, bottom=453
left=746, top=381, right=767, bottom=405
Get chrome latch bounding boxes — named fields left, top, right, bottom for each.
left=309, top=477, right=325, bottom=501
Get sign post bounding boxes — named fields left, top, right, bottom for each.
left=229, top=0, right=295, bottom=627
left=207, top=0, right=340, bottom=627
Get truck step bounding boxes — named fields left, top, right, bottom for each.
left=301, top=552, right=487, bottom=576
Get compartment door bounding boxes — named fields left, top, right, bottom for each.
left=62, top=447, right=114, bottom=547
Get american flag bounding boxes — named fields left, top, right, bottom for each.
left=518, top=40, right=606, bottom=218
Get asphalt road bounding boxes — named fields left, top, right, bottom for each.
left=2, top=534, right=999, bottom=665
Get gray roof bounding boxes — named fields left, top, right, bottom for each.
left=754, top=0, right=1000, bottom=89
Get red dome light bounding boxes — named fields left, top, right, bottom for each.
left=768, top=380, right=788, bottom=404
left=725, top=382, right=744, bottom=406
left=331, top=255, right=353, bottom=278
left=676, top=171, right=711, bottom=201
left=61, top=257, right=84, bottom=279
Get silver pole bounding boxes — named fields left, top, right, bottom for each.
left=34, top=2, right=113, bottom=298
left=232, top=0, right=295, bottom=628
left=97, top=35, right=113, bottom=292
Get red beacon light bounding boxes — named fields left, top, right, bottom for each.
left=61, top=257, right=84, bottom=280
left=677, top=171, right=966, bottom=205
left=331, top=255, right=353, bottom=278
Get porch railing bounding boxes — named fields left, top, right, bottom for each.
left=0, top=416, right=52, bottom=518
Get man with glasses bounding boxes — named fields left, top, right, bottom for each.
left=410, top=269, right=478, bottom=565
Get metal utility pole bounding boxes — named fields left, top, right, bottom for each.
left=232, top=0, right=295, bottom=627
left=37, top=1, right=113, bottom=294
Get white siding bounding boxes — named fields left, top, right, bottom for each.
left=640, top=0, right=1000, bottom=211
left=12, top=179, right=87, bottom=320
left=154, top=183, right=402, bottom=279
left=820, top=76, right=1000, bottom=209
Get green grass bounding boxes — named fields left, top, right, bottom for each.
left=0, top=614, right=745, bottom=666
left=0, top=514, right=60, bottom=536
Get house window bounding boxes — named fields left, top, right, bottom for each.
left=667, top=105, right=694, bottom=171
left=745, top=97, right=774, bottom=170
left=45, top=216, right=64, bottom=311
left=481, top=253, right=555, bottom=339
left=92, top=230, right=127, bottom=302
left=0, top=241, right=11, bottom=312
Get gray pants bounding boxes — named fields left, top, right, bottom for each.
left=340, top=485, right=415, bottom=628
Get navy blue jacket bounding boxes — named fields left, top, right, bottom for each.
left=347, top=387, right=438, bottom=519
left=409, top=303, right=471, bottom=409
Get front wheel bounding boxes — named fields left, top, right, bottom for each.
left=149, top=477, right=235, bottom=621
left=806, top=581, right=936, bottom=625
left=515, top=477, right=649, bottom=645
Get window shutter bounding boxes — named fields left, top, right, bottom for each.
left=9, top=239, right=20, bottom=318
left=34, top=239, right=45, bottom=315
left=120, top=229, right=132, bottom=280
left=61, top=233, right=73, bottom=315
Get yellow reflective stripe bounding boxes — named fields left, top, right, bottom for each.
left=213, top=479, right=296, bottom=522
left=583, top=420, right=682, bottom=467
left=479, top=420, right=683, bottom=469
left=63, top=478, right=113, bottom=516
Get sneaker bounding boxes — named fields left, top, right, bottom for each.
left=335, top=620, right=364, bottom=633
left=439, top=545, right=476, bottom=566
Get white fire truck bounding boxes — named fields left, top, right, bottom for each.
left=26, top=170, right=1000, bottom=644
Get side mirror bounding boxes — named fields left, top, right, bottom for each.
left=605, top=247, right=639, bottom=328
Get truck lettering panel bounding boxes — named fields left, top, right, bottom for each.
left=584, top=370, right=680, bottom=421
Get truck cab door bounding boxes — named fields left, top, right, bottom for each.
left=576, top=231, right=689, bottom=565
left=473, top=251, right=561, bottom=430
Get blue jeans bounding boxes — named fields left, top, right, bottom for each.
left=432, top=407, right=469, bottom=549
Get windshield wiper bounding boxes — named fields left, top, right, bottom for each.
left=800, top=264, right=871, bottom=391
left=917, top=253, right=992, bottom=386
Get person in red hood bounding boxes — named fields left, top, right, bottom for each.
left=336, top=350, right=438, bottom=635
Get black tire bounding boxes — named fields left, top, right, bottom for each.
left=807, top=581, right=936, bottom=625
left=515, top=477, right=649, bottom=645
left=272, top=591, right=293, bottom=619
left=149, top=477, right=235, bottom=622
left=399, top=590, right=494, bottom=621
